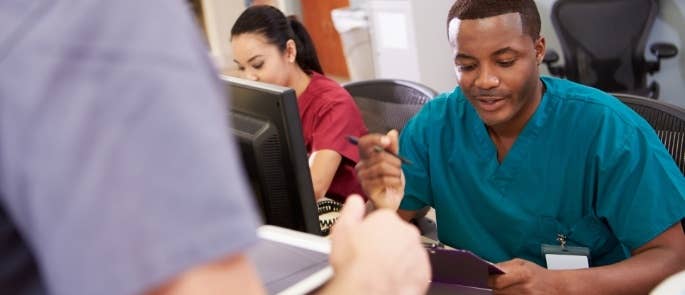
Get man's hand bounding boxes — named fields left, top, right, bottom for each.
left=355, top=130, right=405, bottom=210
left=488, top=258, right=562, bottom=295
left=324, top=195, right=430, bottom=295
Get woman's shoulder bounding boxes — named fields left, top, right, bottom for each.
left=305, top=73, right=354, bottom=104
left=309, top=73, right=348, bottom=93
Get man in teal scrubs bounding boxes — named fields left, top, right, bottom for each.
left=355, top=0, right=685, bottom=294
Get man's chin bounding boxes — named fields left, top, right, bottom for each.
left=475, top=111, right=507, bottom=127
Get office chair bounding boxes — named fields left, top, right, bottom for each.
left=343, top=78, right=438, bottom=238
left=614, top=93, right=685, bottom=235
left=342, top=79, right=437, bottom=134
left=613, top=93, right=685, bottom=174
left=543, top=0, right=678, bottom=99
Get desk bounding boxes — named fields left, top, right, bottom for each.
left=428, top=282, right=492, bottom=295
left=251, top=225, right=495, bottom=294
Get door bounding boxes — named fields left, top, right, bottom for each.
left=301, top=0, right=350, bottom=78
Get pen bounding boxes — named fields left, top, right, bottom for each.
left=422, top=241, right=445, bottom=249
left=346, top=135, right=413, bottom=165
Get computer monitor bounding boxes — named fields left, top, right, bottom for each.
left=222, top=76, right=321, bottom=235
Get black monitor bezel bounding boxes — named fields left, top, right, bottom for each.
left=222, top=76, right=321, bottom=235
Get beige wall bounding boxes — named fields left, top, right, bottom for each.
left=201, top=0, right=246, bottom=73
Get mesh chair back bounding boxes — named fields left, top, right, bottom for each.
left=613, top=93, right=685, bottom=174
left=552, top=0, right=657, bottom=96
left=343, top=79, right=437, bottom=134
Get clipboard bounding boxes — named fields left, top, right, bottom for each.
left=427, top=246, right=504, bottom=290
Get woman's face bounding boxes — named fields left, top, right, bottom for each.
left=231, top=32, right=295, bottom=86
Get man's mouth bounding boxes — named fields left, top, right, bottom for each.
left=475, top=96, right=506, bottom=111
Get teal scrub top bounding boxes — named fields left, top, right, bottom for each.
left=399, top=76, right=685, bottom=267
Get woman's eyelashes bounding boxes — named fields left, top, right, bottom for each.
left=250, top=61, right=264, bottom=70
left=235, top=61, right=263, bottom=72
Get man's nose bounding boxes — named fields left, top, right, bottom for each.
left=474, top=66, right=499, bottom=90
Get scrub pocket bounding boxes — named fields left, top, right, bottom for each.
left=516, top=215, right=626, bottom=267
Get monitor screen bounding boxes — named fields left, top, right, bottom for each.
left=222, top=76, right=321, bottom=235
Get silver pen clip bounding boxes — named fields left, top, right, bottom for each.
left=556, top=233, right=567, bottom=250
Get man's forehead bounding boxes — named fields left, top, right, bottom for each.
left=448, top=12, right=523, bottom=44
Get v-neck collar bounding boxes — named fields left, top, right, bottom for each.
left=468, top=78, right=555, bottom=188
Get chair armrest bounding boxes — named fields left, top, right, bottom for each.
left=650, top=42, right=678, bottom=59
left=543, top=50, right=559, bottom=64
left=542, top=49, right=565, bottom=77
left=647, top=43, right=679, bottom=74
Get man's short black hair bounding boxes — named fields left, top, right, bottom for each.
left=447, top=0, right=541, bottom=41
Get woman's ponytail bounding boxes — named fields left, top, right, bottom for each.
left=287, top=15, right=324, bottom=74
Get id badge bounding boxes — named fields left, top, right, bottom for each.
left=541, top=234, right=590, bottom=270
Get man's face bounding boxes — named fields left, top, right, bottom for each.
left=448, top=13, right=545, bottom=128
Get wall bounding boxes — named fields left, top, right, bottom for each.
left=201, top=0, right=246, bottom=72
left=409, top=0, right=457, bottom=92
left=284, top=0, right=301, bottom=16
left=364, top=0, right=455, bottom=92
left=648, top=0, right=685, bottom=107
left=337, top=0, right=685, bottom=107
left=348, top=0, right=367, bottom=9
left=537, top=0, right=684, bottom=107
left=210, top=0, right=685, bottom=106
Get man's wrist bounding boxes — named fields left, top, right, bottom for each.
left=549, top=269, right=576, bottom=295
left=369, top=191, right=403, bottom=211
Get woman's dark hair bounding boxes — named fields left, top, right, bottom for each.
left=447, top=0, right=541, bottom=42
left=231, top=5, right=324, bottom=74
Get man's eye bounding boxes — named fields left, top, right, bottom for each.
left=457, top=64, right=476, bottom=72
left=497, top=60, right=515, bottom=67
left=251, top=62, right=263, bottom=69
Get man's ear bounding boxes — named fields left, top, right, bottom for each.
left=285, top=39, right=297, bottom=63
left=534, top=36, right=546, bottom=65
